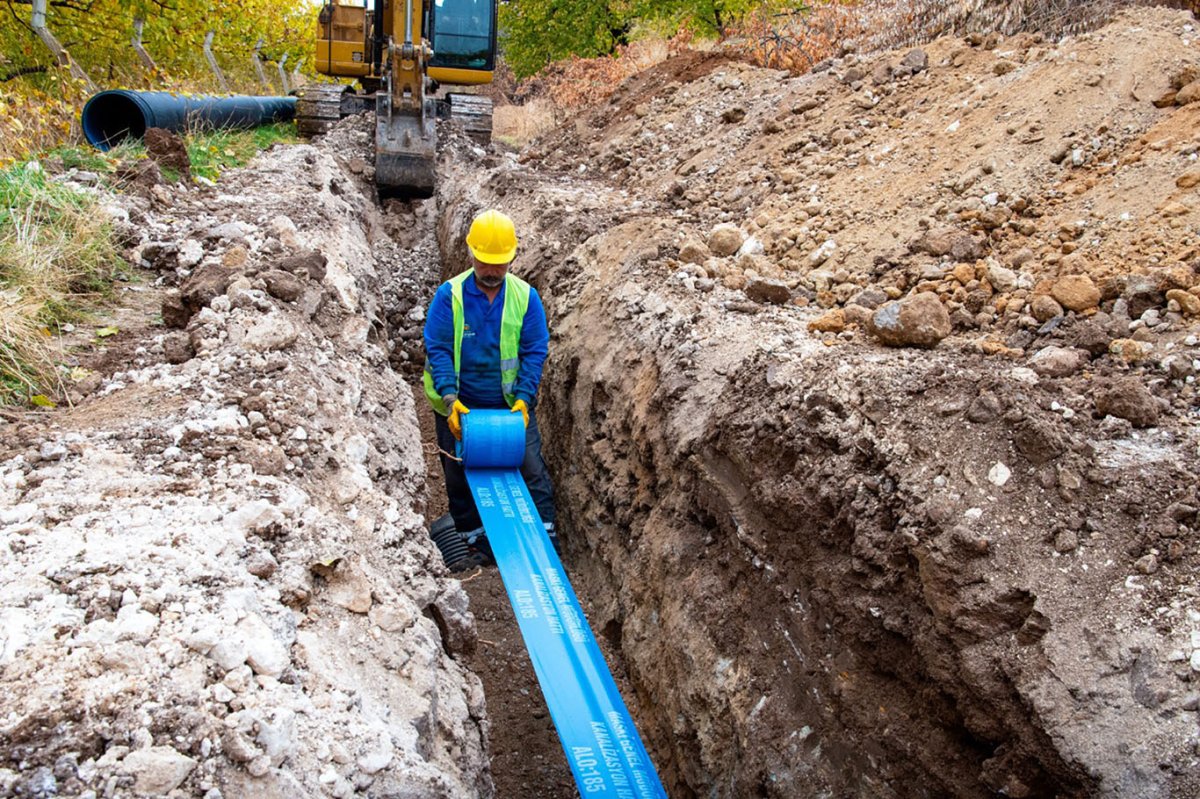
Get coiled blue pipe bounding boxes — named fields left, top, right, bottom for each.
left=460, top=409, right=667, bottom=797
left=458, top=409, right=526, bottom=467
left=81, top=90, right=297, bottom=150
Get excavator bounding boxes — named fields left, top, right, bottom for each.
left=298, top=0, right=497, bottom=198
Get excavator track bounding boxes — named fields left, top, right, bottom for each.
left=445, top=93, right=493, bottom=144
left=294, top=85, right=349, bottom=137
left=295, top=85, right=375, bottom=138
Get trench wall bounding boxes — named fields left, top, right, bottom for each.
left=436, top=145, right=1200, bottom=798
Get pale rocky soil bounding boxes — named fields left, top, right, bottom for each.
left=1, top=134, right=489, bottom=797
left=4, top=5, right=1200, bottom=799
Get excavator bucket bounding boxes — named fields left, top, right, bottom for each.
left=375, top=99, right=437, bottom=200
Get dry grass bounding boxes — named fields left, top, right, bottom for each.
left=494, top=34, right=677, bottom=147
left=493, top=98, right=562, bottom=148
left=0, top=163, right=123, bottom=404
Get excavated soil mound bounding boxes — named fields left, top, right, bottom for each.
left=0, top=132, right=489, bottom=796
left=435, top=6, right=1200, bottom=798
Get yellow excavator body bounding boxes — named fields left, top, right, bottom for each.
left=302, top=0, right=497, bottom=198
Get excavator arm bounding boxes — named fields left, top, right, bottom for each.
left=374, top=0, right=437, bottom=197
left=303, top=0, right=496, bottom=199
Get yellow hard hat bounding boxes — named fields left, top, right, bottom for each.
left=466, top=209, right=518, bottom=265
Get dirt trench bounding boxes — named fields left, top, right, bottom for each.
left=432, top=185, right=1200, bottom=799
left=430, top=22, right=1200, bottom=789
left=6, top=7, right=1200, bottom=793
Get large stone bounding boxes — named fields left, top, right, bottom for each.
left=868, top=293, right=952, bottom=348
left=1176, top=80, right=1200, bottom=105
left=899, top=49, right=929, bottom=74
left=1124, top=275, right=1165, bottom=318
left=238, top=614, right=290, bottom=678
left=1013, top=416, right=1067, bottom=465
left=967, top=391, right=1003, bottom=423
left=1165, top=263, right=1196, bottom=289
left=849, top=286, right=889, bottom=309
left=678, top=238, right=710, bottom=265
left=1029, top=346, right=1088, bottom=378
left=912, top=227, right=985, bottom=261
left=1176, top=170, right=1200, bottom=189
left=1051, top=275, right=1100, bottom=312
left=1167, top=288, right=1200, bottom=316
left=808, top=309, right=846, bottom=333
left=163, top=265, right=235, bottom=328
left=744, top=278, right=791, bottom=305
left=122, top=747, right=196, bottom=795
left=1094, top=378, right=1160, bottom=427
left=322, top=560, right=374, bottom=614
left=243, top=314, right=299, bottom=352
left=986, top=263, right=1019, bottom=292
left=261, top=270, right=305, bottom=302
left=162, top=331, right=195, bottom=364
left=1068, top=320, right=1113, bottom=356
left=1108, top=338, right=1153, bottom=363
left=1030, top=294, right=1064, bottom=322
left=708, top=223, right=746, bottom=257
left=278, top=249, right=328, bottom=281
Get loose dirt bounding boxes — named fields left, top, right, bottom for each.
left=5, top=5, right=1200, bottom=798
left=434, top=6, right=1200, bottom=797
left=1, top=135, right=490, bottom=797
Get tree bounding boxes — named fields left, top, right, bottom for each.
left=500, top=0, right=633, bottom=79
left=0, top=0, right=313, bottom=89
left=500, top=0, right=797, bottom=79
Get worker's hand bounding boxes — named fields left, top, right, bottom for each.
left=445, top=396, right=470, bottom=440
left=510, top=399, right=529, bottom=428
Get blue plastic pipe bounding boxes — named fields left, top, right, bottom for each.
left=459, top=410, right=667, bottom=798
left=81, top=90, right=297, bottom=150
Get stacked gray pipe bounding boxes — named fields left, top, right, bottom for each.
left=81, top=90, right=296, bottom=150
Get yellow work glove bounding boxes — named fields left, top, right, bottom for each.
left=510, top=399, right=529, bottom=428
left=445, top=396, right=470, bottom=440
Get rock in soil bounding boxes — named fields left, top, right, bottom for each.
left=1093, top=377, right=1162, bottom=427
left=868, top=292, right=952, bottom=347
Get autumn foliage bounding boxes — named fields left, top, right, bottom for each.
left=0, top=0, right=314, bottom=164
left=734, top=2, right=869, bottom=74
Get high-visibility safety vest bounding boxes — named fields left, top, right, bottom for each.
left=423, top=269, right=532, bottom=416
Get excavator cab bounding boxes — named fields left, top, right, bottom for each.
left=428, top=0, right=496, bottom=80
left=301, top=0, right=498, bottom=199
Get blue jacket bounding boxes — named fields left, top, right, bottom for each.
left=423, top=273, right=549, bottom=408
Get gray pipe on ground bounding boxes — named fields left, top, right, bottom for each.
left=81, top=90, right=296, bottom=150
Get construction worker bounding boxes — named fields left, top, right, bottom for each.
left=422, top=209, right=558, bottom=568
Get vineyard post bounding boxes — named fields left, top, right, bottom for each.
left=252, top=39, right=271, bottom=91
left=291, top=57, right=306, bottom=88
left=30, top=0, right=95, bottom=90
left=277, top=53, right=290, bottom=94
left=203, top=31, right=230, bottom=93
left=132, top=17, right=158, bottom=72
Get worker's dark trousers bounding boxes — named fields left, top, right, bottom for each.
left=435, top=405, right=557, bottom=534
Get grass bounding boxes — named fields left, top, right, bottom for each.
left=0, top=121, right=298, bottom=406
left=186, top=122, right=299, bottom=181
left=0, top=161, right=124, bottom=405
